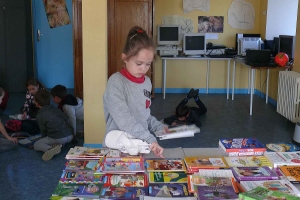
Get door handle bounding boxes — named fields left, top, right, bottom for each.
left=37, top=30, right=44, bottom=41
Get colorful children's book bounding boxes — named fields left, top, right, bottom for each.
left=59, top=170, right=103, bottom=184
left=184, top=156, right=229, bottom=172
left=64, top=159, right=102, bottom=171
left=52, top=182, right=103, bottom=198
left=195, top=185, right=239, bottom=200
left=154, top=125, right=200, bottom=140
left=66, top=146, right=111, bottom=159
left=264, top=151, right=300, bottom=168
left=187, top=174, right=235, bottom=193
left=102, top=161, right=145, bottom=173
left=219, top=138, right=266, bottom=156
left=103, top=174, right=147, bottom=187
left=238, top=186, right=300, bottom=200
left=224, top=155, right=272, bottom=168
left=99, top=186, right=148, bottom=199
left=148, top=183, right=192, bottom=197
left=279, top=166, right=300, bottom=183
left=145, top=159, right=186, bottom=172
left=231, top=166, right=279, bottom=181
left=104, top=157, right=143, bottom=163
left=148, top=172, right=187, bottom=183
left=266, top=142, right=300, bottom=152
left=239, top=179, right=300, bottom=197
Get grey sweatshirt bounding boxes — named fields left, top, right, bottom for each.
left=103, top=72, right=165, bottom=146
left=36, top=105, right=74, bottom=139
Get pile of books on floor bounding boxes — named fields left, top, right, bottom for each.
left=49, top=137, right=300, bottom=199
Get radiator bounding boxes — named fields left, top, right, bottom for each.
left=277, top=71, right=300, bottom=123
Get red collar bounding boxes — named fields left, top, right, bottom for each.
left=120, top=68, right=145, bottom=83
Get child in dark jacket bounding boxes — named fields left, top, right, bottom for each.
left=164, top=88, right=207, bottom=128
left=33, top=89, right=73, bottom=161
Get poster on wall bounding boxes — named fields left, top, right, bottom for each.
left=183, top=0, right=210, bottom=14
left=198, top=16, right=224, bottom=33
left=162, top=15, right=194, bottom=39
left=228, top=0, right=255, bottom=30
left=42, top=0, right=70, bottom=28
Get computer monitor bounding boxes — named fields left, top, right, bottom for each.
left=183, top=33, right=206, bottom=55
left=278, top=35, right=295, bottom=60
left=157, top=25, right=181, bottom=46
left=238, top=37, right=261, bottom=56
left=235, top=33, right=260, bottom=52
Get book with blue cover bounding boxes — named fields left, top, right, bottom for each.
left=52, top=182, right=103, bottom=198
left=100, top=186, right=148, bottom=199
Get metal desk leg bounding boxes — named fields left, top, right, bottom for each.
left=266, top=69, right=270, bottom=104
left=206, top=60, right=210, bottom=94
left=227, top=60, right=230, bottom=99
left=248, top=68, right=251, bottom=94
left=162, top=59, right=166, bottom=99
left=250, top=68, right=255, bottom=115
left=232, top=60, right=236, bottom=100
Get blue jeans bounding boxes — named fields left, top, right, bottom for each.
left=33, top=135, right=73, bottom=152
left=0, top=134, right=18, bottom=152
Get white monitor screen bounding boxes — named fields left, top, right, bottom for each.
left=157, top=25, right=180, bottom=46
left=183, top=33, right=206, bottom=55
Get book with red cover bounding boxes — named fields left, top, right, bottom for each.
left=219, top=138, right=266, bottom=156
left=231, top=166, right=279, bottom=181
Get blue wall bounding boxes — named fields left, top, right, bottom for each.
left=32, top=0, right=74, bottom=89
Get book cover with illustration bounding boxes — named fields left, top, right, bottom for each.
left=224, top=156, right=272, bottom=168
left=104, top=157, right=143, bottom=163
left=148, top=172, right=187, bottom=183
left=184, top=156, right=229, bottom=172
left=103, top=174, right=147, bottom=187
left=148, top=183, right=192, bottom=197
left=195, top=185, right=238, bottom=200
left=239, top=179, right=300, bottom=196
left=279, top=166, right=300, bottom=183
left=231, top=166, right=279, bottom=181
left=219, top=138, right=266, bottom=156
left=266, top=142, right=300, bottom=152
left=64, top=159, right=101, bottom=171
left=100, top=186, right=148, bottom=199
left=66, top=146, right=111, bottom=159
left=145, top=159, right=186, bottom=172
left=264, top=152, right=300, bottom=168
left=239, top=186, right=300, bottom=200
left=154, top=125, right=200, bottom=140
left=102, top=161, right=145, bottom=173
left=59, top=170, right=103, bottom=184
left=52, top=182, right=103, bottom=198
left=187, top=175, right=235, bottom=193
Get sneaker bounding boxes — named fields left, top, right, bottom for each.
left=42, top=144, right=62, bottom=161
left=187, top=88, right=195, bottom=99
left=193, top=89, right=199, bottom=98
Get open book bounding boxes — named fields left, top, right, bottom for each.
left=154, top=125, right=200, bottom=140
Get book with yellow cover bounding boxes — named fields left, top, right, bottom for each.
left=184, top=156, right=229, bottom=172
left=279, top=166, right=300, bottom=183
left=148, top=172, right=187, bottom=183
left=224, top=156, right=272, bottom=168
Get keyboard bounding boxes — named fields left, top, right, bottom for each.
left=207, top=54, right=235, bottom=58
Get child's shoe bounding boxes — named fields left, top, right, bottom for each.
left=187, top=88, right=195, bottom=99
left=42, top=144, right=62, bottom=161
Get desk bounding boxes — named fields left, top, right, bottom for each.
left=232, top=59, right=289, bottom=115
left=161, top=57, right=232, bottom=99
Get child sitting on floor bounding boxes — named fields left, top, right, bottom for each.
left=50, top=84, right=84, bottom=137
left=164, top=88, right=207, bottom=128
left=33, top=89, right=73, bottom=161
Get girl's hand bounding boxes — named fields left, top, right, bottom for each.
left=164, top=126, right=170, bottom=133
left=7, top=136, right=18, bottom=144
left=21, top=112, right=27, bottom=120
left=150, top=142, right=164, bottom=158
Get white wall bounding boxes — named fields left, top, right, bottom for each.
left=265, top=0, right=298, bottom=40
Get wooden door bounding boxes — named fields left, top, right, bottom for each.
left=107, top=0, right=154, bottom=83
left=73, top=0, right=83, bottom=99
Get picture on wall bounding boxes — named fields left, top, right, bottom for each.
left=42, top=0, right=70, bottom=28
left=198, top=16, right=224, bottom=33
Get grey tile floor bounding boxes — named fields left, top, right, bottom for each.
left=0, top=92, right=296, bottom=199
